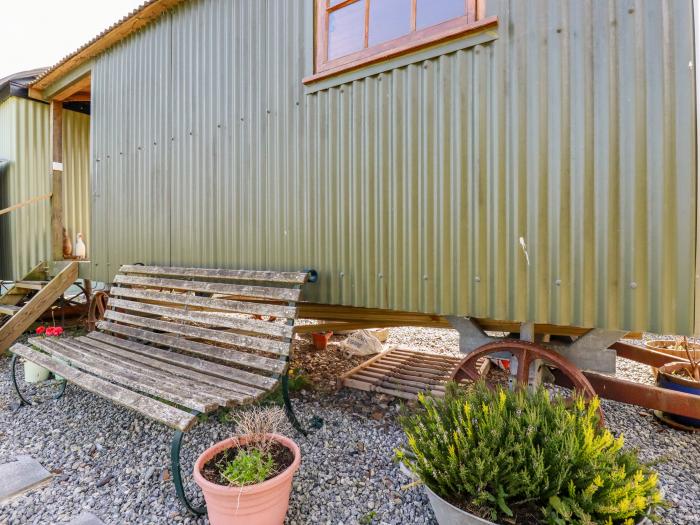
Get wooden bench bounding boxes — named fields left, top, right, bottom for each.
left=10, top=264, right=312, bottom=514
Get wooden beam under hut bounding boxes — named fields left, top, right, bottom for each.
left=295, top=303, right=642, bottom=339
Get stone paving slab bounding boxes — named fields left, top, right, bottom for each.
left=0, top=455, right=52, bottom=503
left=66, top=511, right=106, bottom=525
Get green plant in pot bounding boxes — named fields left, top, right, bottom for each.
left=397, top=382, right=664, bottom=525
left=193, top=406, right=301, bottom=525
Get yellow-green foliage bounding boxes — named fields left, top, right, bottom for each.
left=397, top=383, right=663, bottom=525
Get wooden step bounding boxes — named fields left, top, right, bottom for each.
left=0, top=305, right=21, bottom=316
left=14, top=281, right=48, bottom=291
left=0, top=263, right=78, bottom=354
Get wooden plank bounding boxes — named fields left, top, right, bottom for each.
left=95, top=321, right=284, bottom=375
left=50, top=101, right=64, bottom=262
left=110, top=286, right=296, bottom=319
left=32, top=338, right=218, bottom=413
left=107, top=298, right=293, bottom=339
left=103, top=310, right=290, bottom=356
left=78, top=334, right=267, bottom=399
left=91, top=326, right=281, bottom=388
left=14, top=282, right=47, bottom=291
left=119, top=265, right=308, bottom=284
left=11, top=343, right=196, bottom=431
left=0, top=193, right=52, bottom=217
left=0, top=305, right=20, bottom=316
left=113, top=275, right=301, bottom=302
left=63, top=338, right=240, bottom=406
left=298, top=304, right=642, bottom=339
left=0, top=262, right=78, bottom=354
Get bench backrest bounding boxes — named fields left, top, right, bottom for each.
left=95, top=265, right=309, bottom=387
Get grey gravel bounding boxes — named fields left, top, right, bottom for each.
left=1, top=329, right=699, bottom=525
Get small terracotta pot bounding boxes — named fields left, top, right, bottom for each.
left=312, top=332, right=333, bottom=350
left=656, top=362, right=700, bottom=427
left=193, top=433, right=301, bottom=525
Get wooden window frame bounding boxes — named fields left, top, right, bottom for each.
left=305, top=0, right=496, bottom=84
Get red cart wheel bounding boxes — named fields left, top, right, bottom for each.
left=451, top=340, right=604, bottom=421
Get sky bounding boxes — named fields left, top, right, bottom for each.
left=0, top=0, right=145, bottom=80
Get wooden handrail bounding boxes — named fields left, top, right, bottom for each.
left=0, top=192, right=52, bottom=217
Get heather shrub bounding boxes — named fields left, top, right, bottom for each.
left=397, top=382, right=663, bottom=524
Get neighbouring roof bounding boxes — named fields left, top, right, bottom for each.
left=0, top=68, right=47, bottom=104
left=31, top=0, right=187, bottom=95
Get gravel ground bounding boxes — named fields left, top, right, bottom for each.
left=0, top=328, right=699, bottom=525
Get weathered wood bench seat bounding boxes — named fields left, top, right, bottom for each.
left=10, top=264, right=311, bottom=513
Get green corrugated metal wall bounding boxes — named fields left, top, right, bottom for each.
left=0, top=97, right=90, bottom=280
left=86, top=0, right=696, bottom=334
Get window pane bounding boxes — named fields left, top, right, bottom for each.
left=368, top=0, right=411, bottom=47
left=416, top=0, right=465, bottom=29
left=328, top=1, right=366, bottom=60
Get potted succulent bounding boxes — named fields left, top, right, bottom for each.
left=656, top=337, right=700, bottom=427
left=193, top=406, right=301, bottom=525
left=396, top=382, right=664, bottom=525
left=23, top=325, right=65, bottom=383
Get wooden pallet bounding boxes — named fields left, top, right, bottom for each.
left=340, top=347, right=488, bottom=400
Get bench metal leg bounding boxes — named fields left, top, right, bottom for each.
left=171, top=423, right=206, bottom=516
left=10, top=354, right=66, bottom=406
left=282, top=374, right=307, bottom=436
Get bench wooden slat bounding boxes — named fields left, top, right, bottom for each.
left=120, top=265, right=308, bottom=284
left=82, top=332, right=270, bottom=397
left=33, top=338, right=219, bottom=413
left=107, top=298, right=293, bottom=339
left=113, top=275, right=301, bottom=302
left=103, top=310, right=290, bottom=356
left=64, top=338, right=243, bottom=406
left=90, top=326, right=281, bottom=388
left=95, top=321, right=284, bottom=375
left=109, top=287, right=297, bottom=319
left=11, top=343, right=196, bottom=431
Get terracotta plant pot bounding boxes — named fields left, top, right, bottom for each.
left=193, top=433, right=301, bottom=525
left=656, top=362, right=700, bottom=427
left=312, top=331, right=333, bottom=350
left=645, top=339, right=700, bottom=360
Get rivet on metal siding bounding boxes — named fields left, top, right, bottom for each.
left=266, top=109, right=271, bottom=114
left=555, top=279, right=561, bottom=286
left=217, top=124, right=222, bottom=128
left=378, top=273, right=383, bottom=279
left=153, top=141, right=157, bottom=146
left=189, top=130, right=193, bottom=136
left=630, top=282, right=638, bottom=289
left=474, top=276, right=481, bottom=282
left=423, top=275, right=428, bottom=280
left=340, top=272, right=344, bottom=278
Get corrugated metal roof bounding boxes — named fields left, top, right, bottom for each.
left=31, top=0, right=188, bottom=93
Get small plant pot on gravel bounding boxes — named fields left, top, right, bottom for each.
left=194, top=433, right=300, bottom=525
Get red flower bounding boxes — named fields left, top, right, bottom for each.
left=35, top=326, right=46, bottom=335
left=55, top=327, right=64, bottom=336
left=46, top=327, right=55, bottom=336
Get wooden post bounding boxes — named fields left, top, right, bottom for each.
left=50, top=101, right=64, bottom=262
